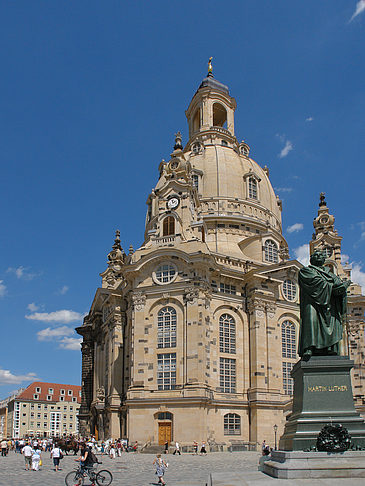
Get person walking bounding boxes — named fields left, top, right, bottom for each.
left=164, top=440, right=169, bottom=454
left=193, top=441, right=198, bottom=455
left=109, top=442, right=116, bottom=459
left=173, top=441, right=181, bottom=455
left=153, top=454, right=167, bottom=485
left=22, top=442, right=33, bottom=471
left=1, top=439, right=7, bottom=456
left=200, top=441, right=207, bottom=455
left=31, top=447, right=41, bottom=471
left=51, top=443, right=62, bottom=472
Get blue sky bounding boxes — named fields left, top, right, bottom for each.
left=1, top=1, right=365, bottom=398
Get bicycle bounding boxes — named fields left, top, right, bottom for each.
left=65, top=462, right=113, bottom=486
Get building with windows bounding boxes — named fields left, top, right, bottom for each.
left=77, top=69, right=365, bottom=448
left=2, top=382, right=81, bottom=438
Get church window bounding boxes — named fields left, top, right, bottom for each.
left=248, top=177, right=258, bottom=199
left=219, top=357, right=236, bottom=393
left=192, top=108, right=200, bottom=133
left=213, top=103, right=227, bottom=128
left=155, top=263, right=177, bottom=284
left=157, top=412, right=173, bottom=420
left=282, top=362, right=294, bottom=395
left=221, top=140, right=228, bottom=146
left=192, top=142, right=201, bottom=154
left=281, top=321, right=296, bottom=358
left=157, top=353, right=176, bottom=390
left=219, top=283, right=236, bottom=294
left=163, top=216, right=175, bottom=236
left=192, top=174, right=199, bottom=190
left=224, top=413, right=241, bottom=435
left=157, top=307, right=177, bottom=348
left=282, top=279, right=297, bottom=301
left=219, top=314, right=236, bottom=354
left=264, top=239, right=278, bottom=263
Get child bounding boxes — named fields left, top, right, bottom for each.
left=109, top=443, right=116, bottom=459
left=153, top=454, right=167, bottom=485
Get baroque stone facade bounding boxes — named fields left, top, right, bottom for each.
left=76, top=70, right=365, bottom=448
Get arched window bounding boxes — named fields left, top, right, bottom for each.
left=192, top=108, right=200, bottom=133
left=213, top=103, right=227, bottom=127
left=163, top=216, right=175, bottom=236
left=264, top=239, right=278, bottom=263
left=224, top=413, right=241, bottom=435
left=158, top=307, right=177, bottom=348
left=281, top=321, right=296, bottom=358
left=248, top=177, right=258, bottom=199
left=219, top=314, right=236, bottom=354
left=282, top=320, right=296, bottom=396
left=283, top=279, right=297, bottom=301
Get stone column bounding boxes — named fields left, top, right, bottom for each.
left=77, top=332, right=94, bottom=437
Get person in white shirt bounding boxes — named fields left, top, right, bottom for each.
left=173, top=441, right=181, bottom=455
left=1, top=439, right=8, bottom=456
left=22, top=443, right=33, bottom=471
left=51, top=445, right=62, bottom=472
left=32, top=448, right=41, bottom=471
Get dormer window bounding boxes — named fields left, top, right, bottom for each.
left=192, top=142, right=201, bottom=154
left=163, top=216, right=175, bottom=236
left=264, top=239, right=279, bottom=263
left=221, top=140, right=228, bottom=147
left=248, top=177, right=258, bottom=199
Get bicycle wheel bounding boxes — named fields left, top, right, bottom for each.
left=65, top=470, right=85, bottom=486
left=96, top=469, right=113, bottom=486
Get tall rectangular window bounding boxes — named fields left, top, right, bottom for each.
left=220, top=357, right=236, bottom=393
left=192, top=174, right=199, bottom=191
left=157, top=353, right=176, bottom=390
left=219, top=314, right=236, bottom=354
left=158, top=307, right=177, bottom=348
left=283, top=362, right=294, bottom=395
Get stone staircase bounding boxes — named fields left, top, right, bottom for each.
left=140, top=443, right=165, bottom=454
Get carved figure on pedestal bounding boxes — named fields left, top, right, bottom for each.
left=298, top=250, right=351, bottom=359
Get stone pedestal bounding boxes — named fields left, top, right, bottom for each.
left=279, top=356, right=365, bottom=451
left=264, top=450, right=365, bottom=479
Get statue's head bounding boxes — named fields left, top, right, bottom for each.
left=310, top=250, right=326, bottom=267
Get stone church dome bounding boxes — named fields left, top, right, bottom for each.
left=151, top=69, right=287, bottom=263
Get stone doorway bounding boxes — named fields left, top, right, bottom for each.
left=158, top=422, right=172, bottom=445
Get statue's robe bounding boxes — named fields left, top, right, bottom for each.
left=298, top=265, right=347, bottom=356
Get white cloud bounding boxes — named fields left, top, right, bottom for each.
left=275, top=187, right=293, bottom=193
left=37, top=326, right=74, bottom=341
left=294, top=244, right=310, bottom=266
left=59, top=337, right=82, bottom=351
left=0, top=368, right=37, bottom=385
left=350, top=0, right=365, bottom=22
left=57, top=285, right=69, bottom=295
left=286, top=223, right=304, bottom=233
left=305, top=116, right=314, bottom=122
left=0, top=280, right=7, bottom=297
left=7, top=266, right=38, bottom=281
left=351, top=263, right=365, bottom=292
left=25, top=309, right=85, bottom=324
left=278, top=140, right=293, bottom=159
left=27, top=302, right=39, bottom=312
left=341, top=254, right=350, bottom=265
left=287, top=223, right=304, bottom=234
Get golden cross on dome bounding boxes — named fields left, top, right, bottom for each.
left=208, top=57, right=213, bottom=76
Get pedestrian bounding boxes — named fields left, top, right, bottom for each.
left=51, top=443, right=62, bottom=472
left=200, top=441, right=207, bottom=455
left=109, top=443, right=116, bottom=459
left=164, top=440, right=169, bottom=454
left=117, top=439, right=122, bottom=457
left=193, top=441, right=198, bottom=455
left=173, top=441, right=181, bottom=455
left=32, top=448, right=41, bottom=471
left=1, top=439, right=7, bottom=456
left=261, top=440, right=266, bottom=454
left=101, top=441, right=105, bottom=456
left=153, top=453, right=167, bottom=485
left=22, top=442, right=33, bottom=471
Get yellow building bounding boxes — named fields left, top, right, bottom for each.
left=77, top=69, right=365, bottom=449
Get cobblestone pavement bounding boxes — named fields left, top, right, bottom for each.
left=0, top=451, right=365, bottom=486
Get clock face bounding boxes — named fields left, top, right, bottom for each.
left=167, top=197, right=179, bottom=209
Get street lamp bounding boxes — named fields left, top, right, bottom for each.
left=273, top=424, right=278, bottom=450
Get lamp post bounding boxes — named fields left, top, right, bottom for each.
left=273, top=424, right=278, bottom=450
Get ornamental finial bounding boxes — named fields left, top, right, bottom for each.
left=174, top=131, right=183, bottom=151
left=319, top=192, right=326, bottom=207
left=112, top=229, right=122, bottom=251
left=208, top=57, right=213, bottom=77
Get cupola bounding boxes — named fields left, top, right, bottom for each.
left=185, top=58, right=237, bottom=142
